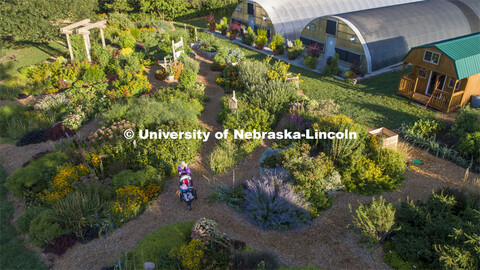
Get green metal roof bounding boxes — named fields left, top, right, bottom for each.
left=406, top=32, right=480, bottom=79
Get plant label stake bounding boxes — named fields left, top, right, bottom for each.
left=229, top=91, right=238, bottom=114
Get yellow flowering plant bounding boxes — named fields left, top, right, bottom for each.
left=39, top=164, right=90, bottom=205
left=169, top=239, right=206, bottom=270
left=112, top=185, right=148, bottom=222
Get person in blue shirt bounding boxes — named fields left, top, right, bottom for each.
left=178, top=161, right=191, bottom=175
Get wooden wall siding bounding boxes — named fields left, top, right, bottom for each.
left=404, top=47, right=457, bottom=78
left=463, top=73, right=480, bottom=105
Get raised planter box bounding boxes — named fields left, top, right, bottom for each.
left=368, top=127, right=398, bottom=149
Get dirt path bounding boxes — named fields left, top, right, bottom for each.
left=3, top=54, right=475, bottom=270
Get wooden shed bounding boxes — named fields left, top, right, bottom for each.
left=398, top=33, right=480, bottom=112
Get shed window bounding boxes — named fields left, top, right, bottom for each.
left=335, top=48, right=360, bottom=64
left=448, top=78, right=461, bottom=91
left=418, top=68, right=427, bottom=78
left=247, top=2, right=255, bottom=15
left=326, top=20, right=337, bottom=36
left=423, top=50, right=440, bottom=65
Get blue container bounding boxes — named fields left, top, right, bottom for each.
left=472, top=95, right=480, bottom=108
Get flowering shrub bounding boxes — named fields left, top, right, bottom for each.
left=228, top=21, right=241, bottom=35
left=280, top=113, right=305, bottom=131
left=172, top=62, right=184, bottom=79
left=120, top=47, right=134, bottom=55
left=169, top=239, right=205, bottom=270
left=191, top=218, right=219, bottom=243
left=216, top=66, right=243, bottom=93
left=39, top=164, right=90, bottom=205
left=113, top=185, right=148, bottom=221
left=264, top=56, right=290, bottom=82
left=63, top=113, right=84, bottom=130
left=244, top=171, right=311, bottom=230
left=109, top=71, right=151, bottom=99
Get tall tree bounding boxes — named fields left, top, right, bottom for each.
left=140, top=0, right=190, bottom=21
left=0, top=0, right=98, bottom=43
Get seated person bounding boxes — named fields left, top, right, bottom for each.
left=178, top=161, right=191, bottom=175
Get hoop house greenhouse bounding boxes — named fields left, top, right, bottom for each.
left=299, top=0, right=480, bottom=73
left=230, top=0, right=422, bottom=40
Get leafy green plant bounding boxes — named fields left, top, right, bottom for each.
left=269, top=33, right=285, bottom=54
left=179, top=55, right=199, bottom=74
left=248, top=80, right=298, bottom=115
left=0, top=85, right=22, bottom=100
left=451, top=106, right=480, bottom=136
left=456, top=132, right=480, bottom=163
left=303, top=55, right=318, bottom=69
left=119, top=32, right=136, bottom=49
left=242, top=27, right=256, bottom=46
left=407, top=119, right=442, bottom=138
left=51, top=192, right=110, bottom=239
left=111, top=166, right=165, bottom=189
left=28, top=210, right=64, bottom=247
left=118, top=221, right=194, bottom=269
left=283, top=153, right=335, bottom=215
left=210, top=139, right=239, bottom=174
left=81, top=64, right=106, bottom=83
left=209, top=184, right=245, bottom=212
left=177, top=68, right=198, bottom=90
left=17, top=206, right=47, bottom=234
left=389, top=189, right=480, bottom=269
left=238, top=60, right=267, bottom=90
left=350, top=196, right=396, bottom=244
left=323, top=54, right=341, bottom=76
left=287, top=39, right=304, bottom=60
left=0, top=167, right=47, bottom=269
left=6, top=152, right=68, bottom=199
left=312, top=114, right=367, bottom=164
left=255, top=28, right=268, bottom=47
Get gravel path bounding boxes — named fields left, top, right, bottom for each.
left=1, top=53, right=475, bottom=270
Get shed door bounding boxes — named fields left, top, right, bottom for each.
left=325, top=36, right=337, bottom=59
left=249, top=16, right=255, bottom=30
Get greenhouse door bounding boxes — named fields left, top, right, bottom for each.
left=325, top=36, right=336, bottom=59
left=249, top=16, right=255, bottom=30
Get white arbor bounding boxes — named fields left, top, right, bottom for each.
left=60, top=19, right=107, bottom=62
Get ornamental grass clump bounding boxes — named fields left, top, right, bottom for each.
left=245, top=171, right=311, bottom=230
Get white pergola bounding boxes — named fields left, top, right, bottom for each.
left=60, top=19, right=107, bottom=62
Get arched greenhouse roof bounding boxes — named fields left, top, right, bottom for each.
left=331, top=0, right=480, bottom=72
left=248, top=0, right=423, bottom=40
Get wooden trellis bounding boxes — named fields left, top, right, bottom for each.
left=60, top=19, right=106, bottom=62
left=172, top=37, right=184, bottom=62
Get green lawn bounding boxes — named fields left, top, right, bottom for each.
left=0, top=168, right=47, bottom=270
left=296, top=69, right=438, bottom=128
left=0, top=41, right=65, bottom=80
left=120, top=221, right=194, bottom=269
left=192, top=29, right=436, bottom=129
